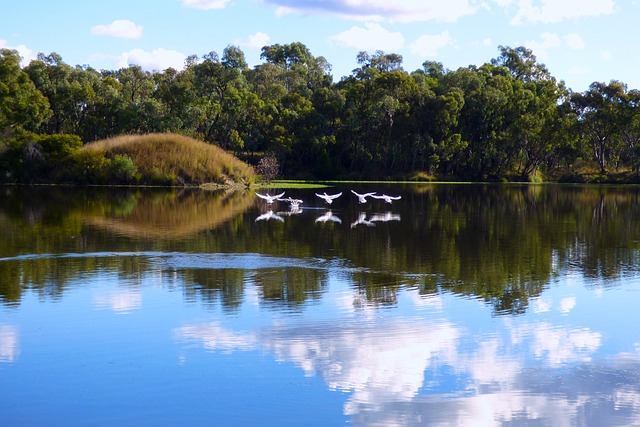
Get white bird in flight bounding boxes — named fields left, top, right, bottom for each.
left=315, top=192, right=342, bottom=204
left=255, top=191, right=285, bottom=205
left=282, top=197, right=303, bottom=210
left=351, top=190, right=376, bottom=204
left=371, top=194, right=402, bottom=204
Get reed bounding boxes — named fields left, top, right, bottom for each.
left=82, top=133, right=255, bottom=186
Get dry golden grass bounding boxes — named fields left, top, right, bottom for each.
left=82, top=133, right=255, bottom=186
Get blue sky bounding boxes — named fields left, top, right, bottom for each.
left=2, top=0, right=638, bottom=92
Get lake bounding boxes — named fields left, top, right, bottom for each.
left=1, top=183, right=640, bottom=426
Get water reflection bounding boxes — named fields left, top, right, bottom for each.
left=255, top=210, right=284, bottom=222
left=85, top=189, right=255, bottom=238
left=369, top=212, right=401, bottom=223
left=0, top=324, right=18, bottom=362
left=351, top=212, right=376, bottom=228
left=2, top=184, right=640, bottom=314
left=3, top=184, right=640, bottom=425
left=171, top=282, right=640, bottom=426
left=315, top=210, right=342, bottom=224
left=93, top=288, right=142, bottom=314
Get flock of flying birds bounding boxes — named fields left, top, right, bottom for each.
left=254, top=190, right=401, bottom=228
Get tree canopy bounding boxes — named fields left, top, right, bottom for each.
left=2, top=42, right=640, bottom=183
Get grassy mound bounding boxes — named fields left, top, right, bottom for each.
left=81, top=133, right=255, bottom=186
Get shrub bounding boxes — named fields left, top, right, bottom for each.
left=107, top=154, right=139, bottom=184
left=38, top=134, right=82, bottom=162
left=69, top=149, right=109, bottom=184
left=256, top=154, right=280, bottom=183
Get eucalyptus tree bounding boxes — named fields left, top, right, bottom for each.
left=259, top=42, right=331, bottom=95
left=80, top=73, right=125, bottom=140
left=491, top=46, right=569, bottom=179
left=0, top=48, right=51, bottom=132
left=24, top=52, right=100, bottom=135
left=434, top=46, right=569, bottom=180
left=308, top=86, right=346, bottom=176
left=570, top=80, right=627, bottom=174
left=248, top=42, right=334, bottom=174
left=338, top=50, right=407, bottom=174
left=439, top=64, right=511, bottom=179
left=190, top=51, right=224, bottom=141
left=370, top=69, right=417, bottom=170
left=337, top=66, right=380, bottom=172
left=615, top=89, right=640, bottom=172
left=153, top=66, right=193, bottom=134
left=355, top=50, right=404, bottom=74
left=189, top=46, right=251, bottom=149
left=409, top=62, right=466, bottom=176
left=111, top=64, right=162, bottom=134
left=427, top=86, right=466, bottom=176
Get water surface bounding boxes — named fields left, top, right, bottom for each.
left=1, top=184, right=640, bottom=426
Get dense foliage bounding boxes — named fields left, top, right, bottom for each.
left=2, top=43, right=640, bottom=182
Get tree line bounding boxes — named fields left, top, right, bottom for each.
left=2, top=43, right=640, bottom=182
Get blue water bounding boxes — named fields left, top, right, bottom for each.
left=2, top=184, right=640, bottom=426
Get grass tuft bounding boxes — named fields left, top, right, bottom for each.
left=81, top=133, right=255, bottom=186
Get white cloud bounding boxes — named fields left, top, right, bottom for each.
left=274, top=6, right=296, bottom=17
left=564, top=33, right=585, bottom=49
left=91, top=19, right=143, bottom=39
left=329, top=23, right=404, bottom=51
left=567, top=65, right=590, bottom=75
left=410, top=31, right=454, bottom=57
left=502, top=0, right=615, bottom=25
left=182, top=0, right=231, bottom=10
left=0, top=39, right=35, bottom=65
left=525, top=31, right=561, bottom=60
left=525, top=32, right=585, bottom=63
left=234, top=32, right=271, bottom=49
left=117, top=48, right=187, bottom=71
left=266, top=0, right=480, bottom=23
left=601, top=50, right=613, bottom=61
left=492, top=0, right=515, bottom=6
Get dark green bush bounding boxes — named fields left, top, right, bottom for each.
left=39, top=134, right=82, bottom=163
left=107, top=154, right=139, bottom=184
left=69, top=149, right=109, bottom=184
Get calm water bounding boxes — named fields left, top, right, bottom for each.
left=2, top=184, right=640, bottom=426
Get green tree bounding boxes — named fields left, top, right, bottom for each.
left=570, top=80, right=627, bottom=174
left=492, top=46, right=569, bottom=179
left=0, top=49, right=51, bottom=132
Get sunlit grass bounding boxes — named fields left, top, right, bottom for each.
left=263, top=180, right=330, bottom=189
left=82, top=133, right=255, bottom=186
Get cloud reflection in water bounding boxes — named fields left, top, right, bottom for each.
left=0, top=324, right=19, bottom=363
left=170, top=288, right=640, bottom=426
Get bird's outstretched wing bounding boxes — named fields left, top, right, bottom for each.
left=256, top=191, right=285, bottom=202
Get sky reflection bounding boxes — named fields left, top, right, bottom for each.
left=93, top=289, right=142, bottom=314
left=0, top=324, right=18, bottom=363
left=172, top=279, right=640, bottom=426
